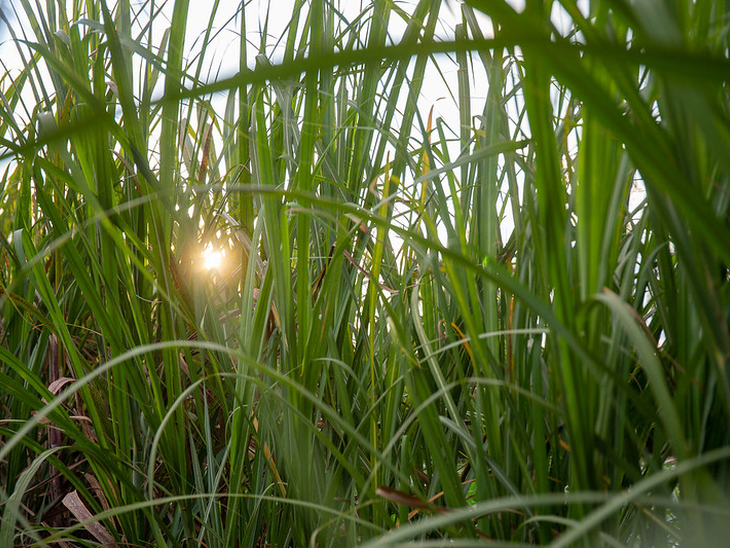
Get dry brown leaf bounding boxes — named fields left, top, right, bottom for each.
left=376, top=485, right=443, bottom=513
left=47, top=377, right=75, bottom=396
left=84, top=473, right=124, bottom=541
left=61, top=490, right=118, bottom=547
left=84, top=473, right=111, bottom=513
left=251, top=416, right=287, bottom=497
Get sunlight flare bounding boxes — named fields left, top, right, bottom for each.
left=202, top=246, right=224, bottom=271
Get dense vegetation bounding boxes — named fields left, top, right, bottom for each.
left=1, top=0, right=730, bottom=545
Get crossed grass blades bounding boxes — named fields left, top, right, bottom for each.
left=1, top=0, right=730, bottom=546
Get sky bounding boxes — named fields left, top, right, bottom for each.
left=1, top=0, right=631, bottom=253
left=0, top=1, right=484, bottom=130
left=0, top=0, right=587, bottom=147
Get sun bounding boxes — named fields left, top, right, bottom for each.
left=203, top=247, right=224, bottom=271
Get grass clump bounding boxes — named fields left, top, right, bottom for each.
left=1, top=0, right=730, bottom=545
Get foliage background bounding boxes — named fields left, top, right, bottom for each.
left=1, top=0, right=730, bottom=545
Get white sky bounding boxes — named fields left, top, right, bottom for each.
left=0, top=0, right=586, bottom=152
left=1, top=0, right=619, bottom=252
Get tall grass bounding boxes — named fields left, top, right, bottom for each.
left=1, top=0, right=729, bottom=545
